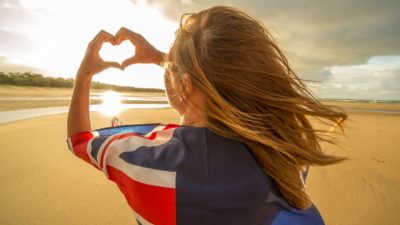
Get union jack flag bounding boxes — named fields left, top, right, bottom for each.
left=67, top=123, right=325, bottom=225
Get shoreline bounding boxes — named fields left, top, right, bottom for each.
left=1, top=101, right=399, bottom=125
left=0, top=104, right=171, bottom=125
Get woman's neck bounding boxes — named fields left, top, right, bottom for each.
left=180, top=104, right=207, bottom=127
left=179, top=89, right=207, bottom=127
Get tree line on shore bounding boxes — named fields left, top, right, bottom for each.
left=0, top=72, right=164, bottom=92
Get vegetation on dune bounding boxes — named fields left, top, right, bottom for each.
left=0, top=72, right=164, bottom=92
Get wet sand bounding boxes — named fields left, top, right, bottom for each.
left=0, top=85, right=166, bottom=111
left=0, top=105, right=399, bottom=225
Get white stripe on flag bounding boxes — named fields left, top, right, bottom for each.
left=144, top=125, right=166, bottom=137
left=108, top=159, right=176, bottom=188
left=93, top=125, right=166, bottom=168
left=101, top=128, right=177, bottom=188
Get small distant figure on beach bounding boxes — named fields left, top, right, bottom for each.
left=111, top=116, right=122, bottom=127
left=66, top=5, right=347, bottom=225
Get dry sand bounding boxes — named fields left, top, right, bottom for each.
left=308, top=111, right=400, bottom=225
left=0, top=105, right=399, bottom=225
left=0, top=108, right=179, bottom=225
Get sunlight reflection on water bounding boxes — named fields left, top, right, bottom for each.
left=99, top=91, right=123, bottom=117
left=0, top=103, right=170, bottom=124
left=0, top=90, right=170, bottom=124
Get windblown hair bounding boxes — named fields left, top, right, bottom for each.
left=167, top=6, right=347, bottom=209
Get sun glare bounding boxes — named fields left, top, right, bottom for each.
left=100, top=41, right=136, bottom=64
left=16, top=0, right=177, bottom=89
left=99, top=91, right=123, bottom=117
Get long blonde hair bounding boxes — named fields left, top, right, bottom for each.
left=167, top=6, right=347, bottom=209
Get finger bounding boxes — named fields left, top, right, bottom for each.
left=92, top=30, right=116, bottom=50
left=121, top=56, right=139, bottom=69
left=103, top=61, right=123, bottom=70
left=116, top=27, right=138, bottom=36
left=90, top=30, right=109, bottom=46
left=98, top=30, right=116, bottom=46
left=115, top=28, right=130, bottom=44
left=114, top=35, right=126, bottom=45
left=115, top=27, right=139, bottom=45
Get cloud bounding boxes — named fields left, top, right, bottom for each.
left=0, top=0, right=177, bottom=79
left=309, top=56, right=400, bottom=100
left=131, top=0, right=400, bottom=99
left=0, top=56, right=46, bottom=74
left=133, top=0, right=400, bottom=76
left=0, top=0, right=36, bottom=29
left=0, top=0, right=399, bottom=99
left=0, top=29, right=35, bottom=56
left=0, top=0, right=41, bottom=57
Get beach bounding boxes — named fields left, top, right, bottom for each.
left=0, top=95, right=399, bottom=224
left=308, top=111, right=400, bottom=225
left=0, top=108, right=180, bottom=225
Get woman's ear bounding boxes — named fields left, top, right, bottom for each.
left=181, top=73, right=193, bottom=98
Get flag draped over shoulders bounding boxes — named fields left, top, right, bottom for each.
left=67, top=123, right=325, bottom=225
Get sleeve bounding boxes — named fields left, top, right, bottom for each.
left=66, top=123, right=179, bottom=172
left=66, top=123, right=183, bottom=225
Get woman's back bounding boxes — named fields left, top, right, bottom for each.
left=68, top=124, right=324, bottom=225
left=67, top=5, right=346, bottom=225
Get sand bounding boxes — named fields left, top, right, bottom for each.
left=0, top=105, right=399, bottom=225
left=0, top=85, right=164, bottom=97
left=0, top=85, right=167, bottom=111
left=0, top=108, right=179, bottom=225
left=308, top=112, right=400, bottom=225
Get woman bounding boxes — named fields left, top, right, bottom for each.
left=67, top=6, right=346, bottom=225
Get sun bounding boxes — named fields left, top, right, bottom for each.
left=17, top=0, right=177, bottom=89
left=99, top=90, right=123, bottom=117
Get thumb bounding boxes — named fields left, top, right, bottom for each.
left=121, top=56, right=139, bottom=69
left=103, top=61, right=123, bottom=70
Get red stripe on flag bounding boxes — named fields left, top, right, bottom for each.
left=164, top=124, right=180, bottom=130
left=70, top=131, right=94, bottom=147
left=107, top=165, right=176, bottom=225
left=69, top=131, right=94, bottom=166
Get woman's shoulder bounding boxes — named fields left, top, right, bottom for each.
left=94, top=123, right=179, bottom=136
left=89, top=123, right=260, bottom=171
left=89, top=122, right=265, bottom=183
left=173, top=124, right=270, bottom=189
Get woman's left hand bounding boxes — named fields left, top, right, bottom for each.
left=77, top=30, right=123, bottom=80
left=68, top=30, right=122, bottom=137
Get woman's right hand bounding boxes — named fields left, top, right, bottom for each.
left=115, top=27, right=165, bottom=69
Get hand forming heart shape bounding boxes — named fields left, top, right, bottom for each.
left=99, top=40, right=136, bottom=65
left=77, top=28, right=164, bottom=77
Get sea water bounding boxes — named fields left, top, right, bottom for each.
left=0, top=104, right=170, bottom=124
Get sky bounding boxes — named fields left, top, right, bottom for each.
left=0, top=0, right=399, bottom=100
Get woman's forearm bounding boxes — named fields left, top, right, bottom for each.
left=67, top=28, right=165, bottom=137
left=67, top=72, right=93, bottom=137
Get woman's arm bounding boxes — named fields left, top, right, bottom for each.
left=67, top=30, right=121, bottom=137
left=67, top=28, right=166, bottom=137
left=67, top=73, right=92, bottom=137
